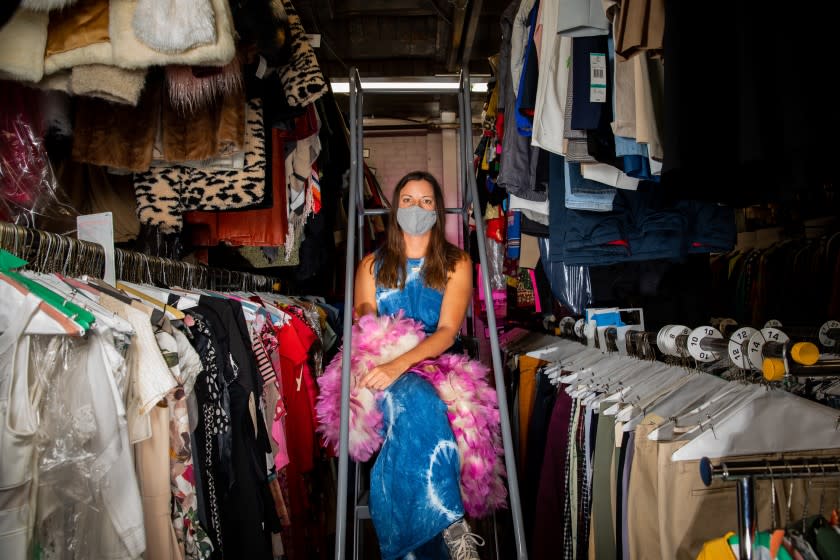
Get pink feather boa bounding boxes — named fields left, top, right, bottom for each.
left=315, top=314, right=507, bottom=518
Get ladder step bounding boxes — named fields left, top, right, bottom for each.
left=355, top=505, right=371, bottom=520
left=355, top=490, right=371, bottom=520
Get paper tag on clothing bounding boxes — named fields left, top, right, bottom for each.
left=77, top=212, right=115, bottom=286
left=255, top=56, right=268, bottom=78
left=590, top=86, right=607, bottom=103
left=590, top=53, right=607, bottom=103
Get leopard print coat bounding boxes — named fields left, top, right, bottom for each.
left=277, top=0, right=327, bottom=107
left=134, top=98, right=266, bottom=233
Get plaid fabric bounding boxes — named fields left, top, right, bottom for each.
left=563, top=398, right=578, bottom=559
left=576, top=403, right=591, bottom=560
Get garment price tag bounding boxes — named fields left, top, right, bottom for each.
left=255, top=56, right=268, bottom=78
left=77, top=212, right=115, bottom=286
left=590, top=53, right=607, bottom=103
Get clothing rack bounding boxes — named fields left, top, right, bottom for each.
left=700, top=456, right=840, bottom=560
left=520, top=318, right=840, bottom=558
left=0, top=221, right=278, bottom=291
left=554, top=316, right=840, bottom=381
left=556, top=318, right=660, bottom=360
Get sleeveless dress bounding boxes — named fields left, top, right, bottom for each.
left=371, top=257, right=464, bottom=559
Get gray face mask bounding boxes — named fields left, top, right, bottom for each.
left=396, top=205, right=437, bottom=236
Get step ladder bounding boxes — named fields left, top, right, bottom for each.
left=334, top=67, right=527, bottom=560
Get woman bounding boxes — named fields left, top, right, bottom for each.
left=354, top=171, right=483, bottom=560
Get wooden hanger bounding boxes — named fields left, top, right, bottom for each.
left=117, top=282, right=185, bottom=320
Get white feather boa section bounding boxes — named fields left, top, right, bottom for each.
left=316, top=313, right=507, bottom=518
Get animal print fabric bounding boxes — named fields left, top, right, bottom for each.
left=134, top=98, right=266, bottom=233
left=277, top=0, right=328, bottom=107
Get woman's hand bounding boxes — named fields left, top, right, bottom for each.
left=359, top=360, right=405, bottom=391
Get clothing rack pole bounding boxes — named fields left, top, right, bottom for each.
left=460, top=68, right=527, bottom=559
left=768, top=325, right=840, bottom=343
left=676, top=333, right=730, bottom=354
left=0, top=221, right=106, bottom=277
left=0, top=221, right=279, bottom=291
left=700, top=456, right=840, bottom=560
left=735, top=477, right=757, bottom=560
left=785, top=359, right=840, bottom=377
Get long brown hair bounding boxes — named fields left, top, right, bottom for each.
left=375, top=171, right=465, bottom=290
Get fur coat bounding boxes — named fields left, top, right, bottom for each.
left=134, top=96, right=265, bottom=233
left=315, top=314, right=508, bottom=518
left=275, top=0, right=327, bottom=107
left=111, top=0, right=235, bottom=69
left=0, top=9, right=48, bottom=83
left=71, top=80, right=160, bottom=172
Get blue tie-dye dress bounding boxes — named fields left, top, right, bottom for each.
left=373, top=257, right=465, bottom=559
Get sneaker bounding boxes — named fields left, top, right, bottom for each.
left=442, top=518, right=484, bottom=560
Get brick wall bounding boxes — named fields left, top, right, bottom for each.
left=365, top=133, right=439, bottom=202
left=364, top=131, right=463, bottom=245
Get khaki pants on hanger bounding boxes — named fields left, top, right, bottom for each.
left=628, top=413, right=840, bottom=560
left=135, top=405, right=183, bottom=560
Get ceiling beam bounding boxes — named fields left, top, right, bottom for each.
left=446, top=1, right=468, bottom=71
left=458, top=0, right=484, bottom=70
left=434, top=9, right=448, bottom=64
left=335, top=0, right=437, bottom=17
left=340, top=40, right=439, bottom=60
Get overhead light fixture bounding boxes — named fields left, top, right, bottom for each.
left=330, top=76, right=490, bottom=95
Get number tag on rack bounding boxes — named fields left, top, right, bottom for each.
left=819, top=320, right=839, bottom=348
left=657, top=324, right=690, bottom=357
left=574, top=318, right=586, bottom=339
left=747, top=327, right=789, bottom=371
left=728, top=327, right=758, bottom=369
left=687, top=326, right=723, bottom=363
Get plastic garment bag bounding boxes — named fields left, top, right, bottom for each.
left=537, top=237, right=592, bottom=315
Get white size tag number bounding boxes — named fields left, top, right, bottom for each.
left=590, top=53, right=607, bottom=103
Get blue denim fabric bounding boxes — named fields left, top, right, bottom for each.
left=624, top=156, right=658, bottom=181
left=622, top=183, right=687, bottom=262
left=615, top=136, right=661, bottom=182
left=614, top=135, right=648, bottom=157
left=677, top=200, right=736, bottom=254
left=564, top=159, right=616, bottom=211
left=549, top=153, right=628, bottom=265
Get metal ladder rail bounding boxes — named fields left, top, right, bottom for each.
left=458, top=68, right=527, bottom=560
left=334, top=67, right=527, bottom=559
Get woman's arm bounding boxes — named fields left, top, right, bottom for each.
left=354, top=253, right=377, bottom=319
left=360, top=254, right=473, bottom=390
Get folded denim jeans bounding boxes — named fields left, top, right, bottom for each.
left=564, top=159, right=616, bottom=212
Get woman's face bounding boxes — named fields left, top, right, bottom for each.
left=398, top=179, right=436, bottom=211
